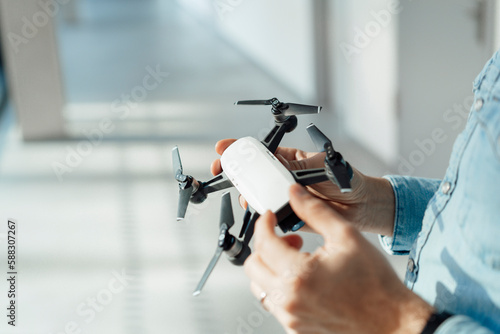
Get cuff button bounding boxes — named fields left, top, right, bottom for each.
left=474, top=98, right=484, bottom=111
left=441, top=182, right=451, bottom=195
left=407, top=258, right=415, bottom=273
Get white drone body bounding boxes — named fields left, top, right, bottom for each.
left=221, top=136, right=298, bottom=226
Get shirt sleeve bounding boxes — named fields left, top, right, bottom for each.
left=378, top=175, right=441, bottom=255
left=435, top=315, right=495, bottom=334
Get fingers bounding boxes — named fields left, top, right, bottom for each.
left=276, top=154, right=314, bottom=172
left=276, top=150, right=327, bottom=172
left=281, top=234, right=304, bottom=250
left=250, top=281, right=265, bottom=301
left=249, top=281, right=279, bottom=315
left=215, top=139, right=237, bottom=155
left=238, top=195, right=248, bottom=209
left=289, top=184, right=355, bottom=244
left=211, top=139, right=237, bottom=176
left=210, top=159, right=222, bottom=176
left=275, top=154, right=292, bottom=169
left=274, top=147, right=302, bottom=161
left=245, top=254, right=278, bottom=291
left=249, top=281, right=297, bottom=329
left=253, top=211, right=302, bottom=274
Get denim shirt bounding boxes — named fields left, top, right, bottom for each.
left=380, top=51, right=500, bottom=333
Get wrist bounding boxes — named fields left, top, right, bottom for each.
left=420, top=311, right=454, bottom=334
left=394, top=294, right=435, bottom=334
left=358, top=176, right=396, bottom=235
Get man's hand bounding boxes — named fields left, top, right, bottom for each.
left=211, top=139, right=395, bottom=235
left=244, top=184, right=434, bottom=334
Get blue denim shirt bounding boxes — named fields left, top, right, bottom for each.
left=380, top=51, right=500, bottom=333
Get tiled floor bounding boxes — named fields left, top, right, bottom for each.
left=0, top=1, right=407, bottom=333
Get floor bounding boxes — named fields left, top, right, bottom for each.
left=0, top=1, right=407, bottom=333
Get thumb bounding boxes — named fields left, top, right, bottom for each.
left=289, top=184, right=354, bottom=243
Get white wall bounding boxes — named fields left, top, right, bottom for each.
left=176, top=0, right=317, bottom=103
left=175, top=0, right=215, bottom=20
left=214, top=0, right=316, bottom=102
left=397, top=0, right=493, bottom=178
left=330, top=0, right=398, bottom=166
left=0, top=0, right=66, bottom=140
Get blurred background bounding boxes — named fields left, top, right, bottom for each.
left=0, top=0, right=497, bottom=333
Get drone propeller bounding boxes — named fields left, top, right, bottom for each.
left=307, top=123, right=331, bottom=152
left=306, top=124, right=353, bottom=192
left=194, top=192, right=250, bottom=296
left=193, top=192, right=234, bottom=296
left=235, top=98, right=321, bottom=116
left=172, top=146, right=184, bottom=182
left=172, top=146, right=197, bottom=221
left=177, top=187, right=192, bottom=220
left=235, top=99, right=273, bottom=106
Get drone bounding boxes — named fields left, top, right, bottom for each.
left=172, top=97, right=353, bottom=296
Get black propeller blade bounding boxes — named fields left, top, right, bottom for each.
left=283, top=103, right=322, bottom=116
left=194, top=192, right=238, bottom=296
left=193, top=247, right=223, bottom=296
left=172, top=146, right=195, bottom=221
left=306, top=124, right=353, bottom=192
left=220, top=191, right=234, bottom=230
left=193, top=192, right=252, bottom=296
left=235, top=99, right=273, bottom=106
left=172, top=146, right=184, bottom=181
left=235, top=98, right=321, bottom=116
left=177, top=187, right=193, bottom=220
left=307, top=123, right=332, bottom=152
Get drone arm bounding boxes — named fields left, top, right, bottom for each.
left=227, top=208, right=259, bottom=267
left=262, top=115, right=298, bottom=153
left=188, top=174, right=233, bottom=205
left=291, top=168, right=330, bottom=186
left=241, top=207, right=260, bottom=244
left=199, top=173, right=233, bottom=195
left=261, top=123, right=289, bottom=154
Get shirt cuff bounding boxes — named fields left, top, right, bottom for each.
left=435, top=315, right=495, bottom=334
left=379, top=175, right=441, bottom=255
